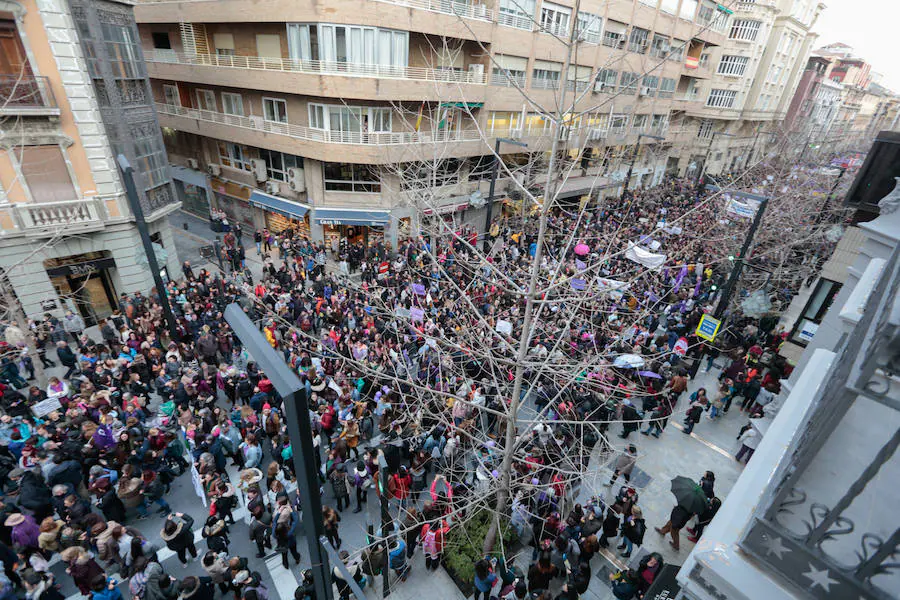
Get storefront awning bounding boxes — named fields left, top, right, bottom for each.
left=439, top=102, right=484, bottom=109
left=314, top=208, right=390, bottom=227
left=249, top=190, right=310, bottom=219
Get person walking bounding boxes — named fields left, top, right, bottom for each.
left=56, top=341, right=78, bottom=380
left=323, top=506, right=342, bottom=549
left=473, top=558, right=498, bottom=600
left=62, top=311, right=85, bottom=345
left=654, top=504, right=692, bottom=551
left=420, top=519, right=449, bottom=571
left=329, top=463, right=351, bottom=512
left=351, top=461, right=370, bottom=514
left=687, top=497, right=721, bottom=542
left=160, top=512, right=198, bottom=567
left=617, top=506, right=646, bottom=558
left=735, top=426, right=760, bottom=463
left=607, top=444, right=637, bottom=487
left=683, top=391, right=706, bottom=435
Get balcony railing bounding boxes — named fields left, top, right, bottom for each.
left=373, top=0, right=493, bottom=21
left=156, top=103, right=490, bottom=145
left=740, top=244, right=900, bottom=600
left=490, top=72, right=527, bottom=87
left=497, top=11, right=533, bottom=30
left=13, top=198, right=107, bottom=233
left=0, top=74, right=58, bottom=115
left=145, top=51, right=488, bottom=85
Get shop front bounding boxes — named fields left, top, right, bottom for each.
left=422, top=198, right=470, bottom=235
left=249, top=190, right=311, bottom=238
left=44, top=252, right=118, bottom=327
left=313, top=208, right=391, bottom=249
left=210, top=178, right=256, bottom=229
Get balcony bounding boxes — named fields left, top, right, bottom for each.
left=373, top=0, right=492, bottom=21
left=145, top=52, right=487, bottom=102
left=11, top=198, right=108, bottom=236
left=0, top=75, right=59, bottom=116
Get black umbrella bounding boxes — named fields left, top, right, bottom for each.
left=670, top=476, right=709, bottom=514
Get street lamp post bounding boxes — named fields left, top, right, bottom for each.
left=696, top=132, right=734, bottom=190
left=116, top=154, right=179, bottom=341
left=713, top=195, right=770, bottom=319
left=484, top=137, right=528, bottom=251
left=620, top=133, right=665, bottom=200
left=223, top=304, right=333, bottom=600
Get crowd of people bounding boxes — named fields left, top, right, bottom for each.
left=0, top=170, right=819, bottom=600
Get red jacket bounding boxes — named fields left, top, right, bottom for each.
left=390, top=473, right=411, bottom=499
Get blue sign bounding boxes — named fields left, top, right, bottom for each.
left=696, top=314, right=721, bottom=342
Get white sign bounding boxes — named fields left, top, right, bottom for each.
left=726, top=198, right=759, bottom=219
left=31, top=397, right=62, bottom=418
left=496, top=320, right=513, bottom=336
left=625, top=242, right=667, bottom=271
left=798, top=320, right=819, bottom=342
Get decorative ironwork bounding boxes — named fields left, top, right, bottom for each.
left=741, top=243, right=900, bottom=600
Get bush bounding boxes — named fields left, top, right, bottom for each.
left=442, top=509, right=517, bottom=596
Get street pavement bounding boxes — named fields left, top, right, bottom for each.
left=40, top=214, right=749, bottom=599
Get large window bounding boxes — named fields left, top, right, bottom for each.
left=575, top=11, right=602, bottom=43
left=620, top=72, right=640, bottom=93
left=308, top=104, right=391, bottom=135
left=641, top=75, right=659, bottom=96
left=196, top=89, right=216, bottom=111
left=133, top=127, right=169, bottom=190
left=679, top=0, right=698, bottom=20
left=498, top=0, right=536, bottom=29
left=594, top=68, right=618, bottom=91
left=218, top=142, right=251, bottom=171
left=162, top=84, right=180, bottom=107
left=789, top=279, right=841, bottom=346
left=669, top=40, right=685, bottom=62
left=697, top=119, right=714, bottom=138
left=532, top=60, right=561, bottom=89
left=323, top=163, right=381, bottom=192
left=101, top=23, right=143, bottom=79
left=263, top=97, right=288, bottom=123
left=706, top=89, right=737, bottom=108
left=399, top=160, right=462, bottom=189
left=287, top=23, right=408, bottom=70
left=15, top=146, right=77, bottom=203
left=487, top=111, right=522, bottom=134
left=631, top=114, right=648, bottom=131
left=628, top=27, right=649, bottom=53
left=491, top=55, right=528, bottom=87
left=729, top=19, right=761, bottom=41
left=650, top=34, right=670, bottom=58
left=717, top=55, right=749, bottom=77
left=221, top=92, right=244, bottom=116
left=540, top=2, right=571, bottom=36
left=259, top=149, right=300, bottom=182
left=659, top=77, right=676, bottom=98
left=602, top=20, right=627, bottom=48
left=610, top=114, right=628, bottom=134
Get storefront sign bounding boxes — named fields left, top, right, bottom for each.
left=46, top=257, right=116, bottom=278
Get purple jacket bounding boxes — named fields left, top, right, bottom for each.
left=11, top=514, right=40, bottom=549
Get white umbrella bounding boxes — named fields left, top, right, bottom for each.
left=613, top=354, right=645, bottom=368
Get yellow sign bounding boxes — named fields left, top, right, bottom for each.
left=696, top=314, right=721, bottom=342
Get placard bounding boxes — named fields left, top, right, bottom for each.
left=31, top=397, right=63, bottom=418
left=696, top=314, right=721, bottom=342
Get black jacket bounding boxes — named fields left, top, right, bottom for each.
left=17, top=471, right=52, bottom=512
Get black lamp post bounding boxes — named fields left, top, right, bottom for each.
left=620, top=133, right=665, bottom=200
left=484, top=136, right=529, bottom=251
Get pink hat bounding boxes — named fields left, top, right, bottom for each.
left=263, top=403, right=271, bottom=410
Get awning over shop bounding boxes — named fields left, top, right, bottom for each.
left=314, top=208, right=390, bottom=227
left=439, top=102, right=485, bottom=109
left=422, top=197, right=470, bottom=216
left=249, top=190, right=310, bottom=219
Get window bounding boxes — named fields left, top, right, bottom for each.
left=620, top=72, right=639, bottom=93
left=602, top=20, right=626, bottom=48
left=133, top=126, right=169, bottom=190
left=697, top=1, right=716, bottom=25
left=706, top=89, right=737, bottom=108
left=757, top=94, right=771, bottom=110
left=628, top=27, right=649, bottom=53
left=717, top=55, right=749, bottom=77
left=259, top=149, right=300, bottom=182
left=610, top=114, right=628, bottom=133
left=659, top=78, right=676, bottom=98
left=767, top=65, right=783, bottom=84
left=498, top=0, right=536, bottom=30
left=641, top=75, right=659, bottom=96
left=669, top=40, right=685, bottom=62
left=399, top=160, right=462, bottom=188
left=221, top=92, right=243, bottom=116
left=102, top=23, right=143, bottom=79
left=162, top=84, right=180, bottom=107
left=699, top=53, right=709, bottom=68
left=525, top=112, right=552, bottom=134
left=576, top=11, right=602, bottom=43
left=309, top=104, right=325, bottom=129
left=491, top=55, right=528, bottom=87
left=323, top=163, right=381, bottom=192
left=308, top=103, right=392, bottom=135
left=532, top=60, right=561, bottom=89
left=651, top=114, right=668, bottom=131
left=286, top=24, right=408, bottom=70
left=487, top=111, right=522, bottom=134
left=540, top=2, right=571, bottom=37
left=594, top=68, right=618, bottom=91
left=729, top=19, right=761, bottom=41
left=650, top=34, right=670, bottom=58
left=196, top=89, right=216, bottom=111
left=263, top=98, right=288, bottom=123
left=218, top=142, right=251, bottom=170
left=213, top=32, right=235, bottom=56
left=256, top=34, right=282, bottom=59
left=15, top=146, right=77, bottom=203
left=632, top=114, right=648, bottom=131
left=698, top=119, right=714, bottom=138
left=660, top=0, right=679, bottom=13
left=679, top=0, right=698, bottom=20
left=151, top=32, right=171, bottom=49
left=790, top=279, right=842, bottom=345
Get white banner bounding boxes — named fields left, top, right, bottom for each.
left=726, top=198, right=759, bottom=219
left=625, top=243, right=667, bottom=271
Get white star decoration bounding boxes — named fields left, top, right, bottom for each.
left=803, top=564, right=839, bottom=592
left=761, top=534, right=790, bottom=559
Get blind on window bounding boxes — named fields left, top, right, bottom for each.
left=18, top=146, right=78, bottom=203
left=495, top=55, right=528, bottom=71
left=213, top=32, right=234, bottom=50
left=533, top=59, right=562, bottom=71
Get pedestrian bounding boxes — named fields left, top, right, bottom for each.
left=160, top=512, right=198, bottom=566
left=403, top=507, right=422, bottom=559
left=683, top=393, right=706, bottom=435
left=273, top=517, right=301, bottom=569
left=60, top=547, right=103, bottom=596
left=608, top=444, right=637, bottom=487
left=62, top=311, right=85, bottom=345
left=687, top=497, right=721, bottom=542
left=329, top=463, right=351, bottom=512
left=654, top=504, right=693, bottom=551
left=387, top=536, right=409, bottom=582
left=323, top=505, right=342, bottom=549
left=618, top=505, right=646, bottom=558
left=473, top=557, right=498, bottom=600
left=420, top=518, right=449, bottom=570
left=202, top=551, right=231, bottom=595
left=332, top=550, right=364, bottom=600
left=56, top=341, right=78, bottom=380
left=736, top=426, right=760, bottom=463
left=351, top=460, right=370, bottom=514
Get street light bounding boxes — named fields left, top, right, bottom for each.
left=620, top=133, right=665, bottom=200
left=696, top=132, right=735, bottom=190
left=484, top=137, right=528, bottom=251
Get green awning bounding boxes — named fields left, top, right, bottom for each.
left=717, top=4, right=733, bottom=14
left=439, top=102, right=484, bottom=109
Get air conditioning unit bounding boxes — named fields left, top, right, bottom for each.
left=249, top=115, right=264, bottom=128
left=287, top=167, right=306, bottom=193
left=186, top=158, right=199, bottom=170
left=594, top=81, right=610, bottom=93
left=251, top=158, right=268, bottom=182
left=266, top=181, right=280, bottom=195
left=207, top=164, right=221, bottom=177
left=639, top=86, right=652, bottom=96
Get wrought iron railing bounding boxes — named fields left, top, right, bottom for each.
left=0, top=74, right=58, bottom=113
left=740, top=244, right=900, bottom=600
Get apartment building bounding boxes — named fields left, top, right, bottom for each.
left=669, top=0, right=823, bottom=176
left=0, top=0, right=180, bottom=325
left=133, top=0, right=748, bottom=247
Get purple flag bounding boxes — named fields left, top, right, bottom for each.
left=570, top=278, right=587, bottom=291
left=410, top=307, right=425, bottom=322
left=412, top=283, right=426, bottom=296
left=673, top=265, right=688, bottom=292
left=575, top=259, right=587, bottom=271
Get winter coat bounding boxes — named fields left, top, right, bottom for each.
left=17, top=471, right=52, bottom=512
left=160, top=514, right=195, bottom=552
left=202, top=554, right=230, bottom=584
left=622, top=517, right=646, bottom=545
left=181, top=577, right=216, bottom=600
left=613, top=452, right=637, bottom=475
left=420, top=522, right=448, bottom=557
left=329, top=471, right=349, bottom=498
left=68, top=556, right=104, bottom=595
